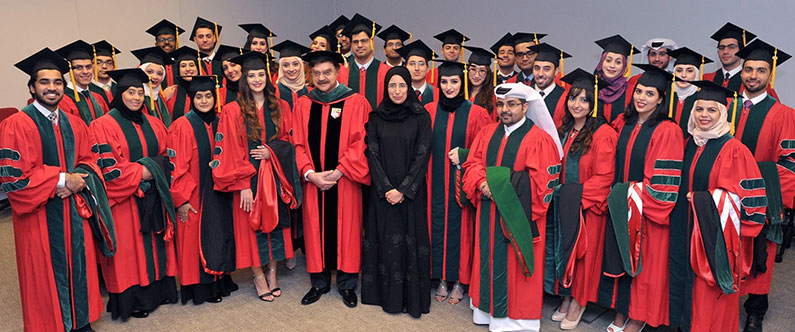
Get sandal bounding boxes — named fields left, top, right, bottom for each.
left=253, top=275, right=274, bottom=302
left=435, top=282, right=449, bottom=302
left=448, top=281, right=464, bottom=304
left=266, top=267, right=281, bottom=297
left=607, top=320, right=626, bottom=332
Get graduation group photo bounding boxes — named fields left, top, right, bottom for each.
left=2, top=1, right=795, bottom=331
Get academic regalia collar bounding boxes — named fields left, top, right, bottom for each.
left=504, top=117, right=527, bottom=137
left=309, top=82, right=354, bottom=104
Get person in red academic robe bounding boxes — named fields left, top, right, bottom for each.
left=146, top=19, right=184, bottom=89
left=598, top=65, right=683, bottom=332
left=667, top=81, right=766, bottom=332
left=546, top=70, right=616, bottom=330
left=89, top=40, right=120, bottom=106
left=492, top=33, right=517, bottom=85
left=215, top=45, right=245, bottom=106
left=463, top=82, right=562, bottom=332
left=593, top=35, right=638, bottom=125
left=529, top=43, right=571, bottom=126
left=55, top=40, right=110, bottom=125
left=90, top=68, right=178, bottom=320
left=464, top=46, right=497, bottom=120
left=730, top=40, right=795, bottom=332
left=212, top=51, right=295, bottom=302
left=511, top=32, right=547, bottom=86
left=425, top=60, right=492, bottom=305
left=190, top=17, right=223, bottom=77
left=3, top=48, right=110, bottom=332
left=337, top=14, right=389, bottom=111
left=166, top=46, right=204, bottom=122
left=292, top=51, right=370, bottom=308
left=396, top=40, right=438, bottom=106
left=168, top=76, right=239, bottom=305
left=272, top=40, right=312, bottom=111
left=131, top=47, right=174, bottom=128
left=666, top=47, right=713, bottom=139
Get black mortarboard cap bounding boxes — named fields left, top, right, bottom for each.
left=329, top=15, right=349, bottom=32
left=271, top=40, right=310, bottom=58
left=169, top=46, right=206, bottom=64
left=431, top=59, right=466, bottom=77
left=131, top=46, right=173, bottom=66
left=511, top=32, right=547, bottom=46
left=230, top=51, right=271, bottom=71
left=55, top=40, right=94, bottom=61
left=190, top=17, right=222, bottom=41
left=239, top=23, right=275, bottom=39
left=302, top=50, right=344, bottom=65
left=106, top=68, right=150, bottom=87
left=396, top=40, right=433, bottom=61
left=188, top=75, right=216, bottom=93
left=735, top=39, right=791, bottom=66
left=595, top=35, right=640, bottom=57
left=529, top=43, right=571, bottom=67
left=668, top=47, right=713, bottom=67
left=15, top=48, right=69, bottom=75
left=92, top=40, right=121, bottom=57
left=216, top=44, right=245, bottom=62
left=560, top=68, right=609, bottom=91
left=147, top=19, right=184, bottom=37
left=342, top=13, right=381, bottom=38
left=309, top=25, right=336, bottom=44
left=434, top=29, right=469, bottom=45
left=377, top=25, right=410, bottom=42
left=490, top=33, right=514, bottom=55
left=633, top=63, right=674, bottom=91
left=463, top=46, right=494, bottom=66
left=710, top=22, right=756, bottom=45
left=689, top=80, right=735, bottom=106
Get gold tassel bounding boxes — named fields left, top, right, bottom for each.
left=430, top=51, right=436, bottom=84
left=771, top=48, right=778, bottom=89
left=560, top=50, right=565, bottom=87
left=110, top=43, right=118, bottom=69
left=266, top=54, right=272, bottom=79
left=742, top=29, right=747, bottom=47
left=668, top=75, right=676, bottom=118
left=624, top=45, right=634, bottom=78
left=239, top=47, right=243, bottom=55
left=493, top=56, right=498, bottom=87
left=370, top=21, right=375, bottom=52
left=176, top=26, right=180, bottom=48
left=269, top=31, right=274, bottom=57
left=214, top=75, right=222, bottom=113
left=68, top=61, right=80, bottom=102
left=464, top=65, right=469, bottom=100
left=592, top=75, right=598, bottom=117
left=214, top=22, right=219, bottom=46
left=730, top=92, right=738, bottom=135
left=197, top=50, right=205, bottom=76
left=148, top=82, right=155, bottom=111
left=92, top=45, right=99, bottom=81
left=699, top=55, right=705, bottom=80
left=409, top=32, right=413, bottom=43
left=533, top=33, right=538, bottom=44
left=460, top=39, right=466, bottom=62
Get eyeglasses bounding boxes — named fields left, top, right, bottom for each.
left=157, top=37, right=176, bottom=43
left=495, top=100, right=526, bottom=109
left=515, top=51, right=535, bottom=59
left=96, top=59, right=114, bottom=66
left=717, top=44, right=739, bottom=51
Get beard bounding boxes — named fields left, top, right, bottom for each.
left=35, top=90, right=63, bottom=108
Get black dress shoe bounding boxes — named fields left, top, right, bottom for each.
left=301, top=287, right=330, bottom=305
left=744, top=315, right=763, bottom=332
left=340, top=289, right=358, bottom=308
left=206, top=296, right=223, bottom=303
left=131, top=310, right=149, bottom=318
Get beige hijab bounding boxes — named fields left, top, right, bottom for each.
left=277, top=56, right=306, bottom=92
left=687, top=100, right=730, bottom=146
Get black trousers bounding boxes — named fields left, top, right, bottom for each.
left=744, top=293, right=768, bottom=317
left=310, top=270, right=358, bottom=291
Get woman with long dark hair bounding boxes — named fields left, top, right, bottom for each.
left=546, top=69, right=617, bottom=330
left=361, top=66, right=433, bottom=317
left=598, top=64, right=684, bottom=332
left=212, top=51, right=295, bottom=302
left=464, top=46, right=496, bottom=120
left=216, top=45, right=245, bottom=105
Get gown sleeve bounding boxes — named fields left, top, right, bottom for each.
left=523, top=129, right=562, bottom=221
left=461, top=125, right=490, bottom=203
left=396, top=112, right=433, bottom=200
left=211, top=102, right=256, bottom=192
left=336, top=96, right=371, bottom=185
left=364, top=116, right=392, bottom=198
left=711, top=140, right=767, bottom=238
left=168, top=120, right=197, bottom=207
left=580, top=125, right=618, bottom=214
left=89, top=117, right=145, bottom=206
left=772, top=105, right=795, bottom=209
left=641, top=122, right=685, bottom=225
left=291, top=97, right=314, bottom=176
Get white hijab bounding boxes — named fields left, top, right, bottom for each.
left=674, top=65, right=699, bottom=101
left=139, top=62, right=165, bottom=100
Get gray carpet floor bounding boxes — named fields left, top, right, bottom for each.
left=1, top=207, right=793, bottom=331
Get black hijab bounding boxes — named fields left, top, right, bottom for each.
left=438, top=69, right=465, bottom=112
left=189, top=89, right=218, bottom=124
left=111, top=84, right=144, bottom=124
left=373, top=66, right=425, bottom=121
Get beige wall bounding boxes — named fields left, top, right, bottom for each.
left=0, top=0, right=333, bottom=107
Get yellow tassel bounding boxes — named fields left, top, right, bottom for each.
left=68, top=61, right=80, bottom=102
left=464, top=65, right=469, bottom=100
left=214, top=75, right=222, bottom=113
left=430, top=51, right=436, bottom=84
left=771, top=48, right=778, bottom=89
left=370, top=21, right=375, bottom=52
left=592, top=75, right=598, bottom=117
left=699, top=55, right=705, bottom=80
left=266, top=55, right=272, bottom=79
left=730, top=92, right=738, bottom=135
left=624, top=45, right=634, bottom=78
left=214, top=22, right=219, bottom=46
left=668, top=76, right=675, bottom=118
left=197, top=50, right=205, bottom=76
left=742, top=30, right=747, bottom=47
left=269, top=31, right=274, bottom=57
left=148, top=82, right=155, bottom=111
left=337, top=43, right=341, bottom=54
left=92, top=45, right=99, bottom=81
left=110, top=43, right=117, bottom=69
left=409, top=32, right=413, bottom=43
left=560, top=50, right=565, bottom=87
left=239, top=47, right=243, bottom=55
left=176, top=26, right=180, bottom=48
left=493, top=56, right=498, bottom=87
left=533, top=33, right=538, bottom=44
left=460, top=39, right=466, bottom=62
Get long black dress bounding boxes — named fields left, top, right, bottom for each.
left=361, top=105, right=433, bottom=318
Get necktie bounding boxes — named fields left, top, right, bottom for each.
left=743, top=99, right=753, bottom=110
left=416, top=90, right=422, bottom=101
left=539, top=91, right=546, bottom=97
left=725, top=73, right=731, bottom=81
left=524, top=76, right=531, bottom=84
left=47, top=111, right=57, bottom=125
left=723, top=72, right=731, bottom=88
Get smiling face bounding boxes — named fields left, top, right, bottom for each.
left=387, top=74, right=408, bottom=104
left=30, top=69, right=65, bottom=108
left=336, top=29, right=350, bottom=53
left=192, top=90, right=215, bottom=113
left=692, top=99, right=722, bottom=131
left=741, top=60, right=771, bottom=95
left=647, top=48, right=671, bottom=69
left=406, top=55, right=428, bottom=85
left=633, top=83, right=663, bottom=114
left=717, top=38, right=741, bottom=68
left=442, top=44, right=461, bottom=61
left=143, top=64, right=165, bottom=87
left=532, top=60, right=558, bottom=90
left=674, top=64, right=697, bottom=89
left=70, top=59, right=94, bottom=88
left=601, top=52, right=624, bottom=79
left=280, top=57, right=302, bottom=81
left=179, top=60, right=198, bottom=80
left=311, top=61, right=339, bottom=93
left=249, top=37, right=269, bottom=54
left=496, top=97, right=527, bottom=125
left=222, top=60, right=242, bottom=82
left=469, top=64, right=488, bottom=87
left=121, top=86, right=145, bottom=111
left=440, top=75, right=461, bottom=98
left=497, top=45, right=515, bottom=69
left=566, top=88, right=591, bottom=121
left=351, top=31, right=373, bottom=61
left=156, top=33, right=177, bottom=53
left=310, top=36, right=330, bottom=52
left=246, top=69, right=268, bottom=93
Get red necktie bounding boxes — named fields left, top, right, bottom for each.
left=359, top=67, right=367, bottom=94
left=416, top=90, right=422, bottom=102
left=723, top=72, right=730, bottom=88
